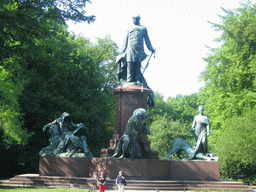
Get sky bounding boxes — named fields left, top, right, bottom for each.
left=67, top=0, right=256, bottom=99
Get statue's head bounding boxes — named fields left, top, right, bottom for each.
left=198, top=105, right=204, bottom=114
left=132, top=15, right=140, bottom=25
left=61, top=112, right=72, bottom=125
left=133, top=108, right=148, bottom=124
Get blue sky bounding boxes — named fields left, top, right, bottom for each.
left=67, top=0, right=255, bottom=99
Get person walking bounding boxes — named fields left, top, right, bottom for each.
left=97, top=172, right=106, bottom=192
left=116, top=171, right=126, bottom=192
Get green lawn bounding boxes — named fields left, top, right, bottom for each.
left=192, top=191, right=250, bottom=192
left=0, top=187, right=96, bottom=192
left=0, top=188, right=251, bottom=192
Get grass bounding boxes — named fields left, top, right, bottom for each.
left=0, top=187, right=96, bottom=192
left=0, top=188, right=252, bottom=192
left=193, top=191, right=250, bottom=192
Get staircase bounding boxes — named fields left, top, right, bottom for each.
left=1, top=174, right=254, bottom=191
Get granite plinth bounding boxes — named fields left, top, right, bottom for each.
left=39, top=156, right=220, bottom=181
left=39, top=156, right=90, bottom=177
left=112, top=84, right=151, bottom=136
left=103, top=84, right=158, bottom=159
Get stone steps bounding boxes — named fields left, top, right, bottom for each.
left=2, top=174, right=254, bottom=191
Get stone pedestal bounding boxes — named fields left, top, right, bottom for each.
left=101, top=83, right=158, bottom=159
left=39, top=156, right=91, bottom=177
left=39, top=156, right=220, bottom=181
left=113, top=83, right=151, bottom=136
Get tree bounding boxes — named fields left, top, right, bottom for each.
left=147, top=92, right=199, bottom=159
left=0, top=0, right=95, bottom=146
left=148, top=92, right=200, bottom=124
left=216, top=108, right=256, bottom=184
left=0, top=48, right=31, bottom=145
left=148, top=115, right=194, bottom=159
left=0, top=0, right=119, bottom=177
left=18, top=33, right=119, bottom=158
left=148, top=92, right=174, bottom=123
left=199, top=2, right=256, bottom=184
left=201, top=3, right=256, bottom=129
left=166, top=93, right=199, bottom=123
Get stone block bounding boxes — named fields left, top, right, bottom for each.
left=39, top=156, right=219, bottom=181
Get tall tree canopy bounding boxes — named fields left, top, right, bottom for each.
left=148, top=92, right=200, bottom=124
left=201, top=3, right=256, bottom=128
left=0, top=0, right=95, bottom=145
left=200, top=2, right=256, bottom=184
left=0, top=0, right=118, bottom=177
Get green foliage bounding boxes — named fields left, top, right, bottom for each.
left=201, top=3, right=256, bottom=129
left=0, top=0, right=95, bottom=146
left=166, top=93, right=199, bottom=123
left=199, top=2, right=256, bottom=184
left=214, top=108, right=256, bottom=184
left=0, top=61, right=30, bottom=146
left=149, top=3, right=256, bottom=185
left=148, top=92, right=200, bottom=124
left=0, top=0, right=118, bottom=176
left=148, top=92, right=201, bottom=159
left=17, top=33, right=118, bottom=158
left=148, top=92, right=174, bottom=122
left=148, top=115, right=194, bottom=159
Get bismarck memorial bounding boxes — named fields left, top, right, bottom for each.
left=39, top=86, right=220, bottom=180
left=39, top=14, right=220, bottom=182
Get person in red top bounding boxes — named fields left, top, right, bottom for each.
left=97, top=172, right=106, bottom=192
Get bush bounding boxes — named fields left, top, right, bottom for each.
left=148, top=115, right=194, bottom=159
left=215, top=108, right=256, bottom=184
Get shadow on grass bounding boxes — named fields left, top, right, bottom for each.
left=0, top=186, right=96, bottom=192
left=0, top=186, right=38, bottom=189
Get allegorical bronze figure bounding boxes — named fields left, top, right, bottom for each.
left=40, top=112, right=93, bottom=157
left=110, top=108, right=151, bottom=159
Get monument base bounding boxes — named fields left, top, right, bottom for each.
left=102, top=84, right=159, bottom=159
left=39, top=156, right=219, bottom=181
